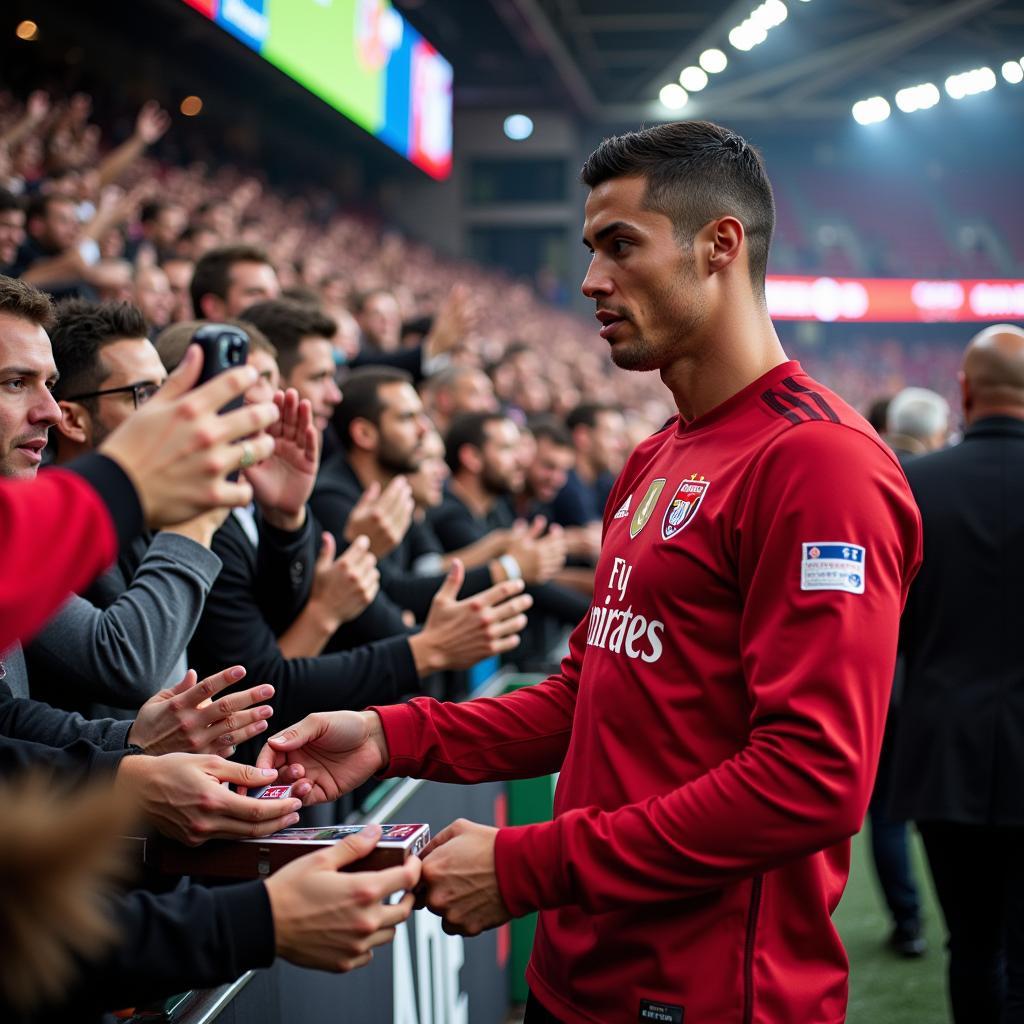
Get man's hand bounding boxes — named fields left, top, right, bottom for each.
left=255, top=710, right=388, bottom=806
left=99, top=344, right=279, bottom=528
left=424, top=284, right=476, bottom=359
left=308, top=533, right=380, bottom=630
left=25, top=90, right=50, bottom=125
left=117, top=753, right=304, bottom=846
left=410, top=561, right=532, bottom=674
left=265, top=824, right=419, bottom=972
left=505, top=517, right=568, bottom=584
left=420, top=819, right=509, bottom=937
left=246, top=390, right=319, bottom=530
left=134, top=100, right=171, bottom=145
left=126, top=666, right=275, bottom=756
left=160, top=506, right=230, bottom=548
left=344, top=477, right=414, bottom=558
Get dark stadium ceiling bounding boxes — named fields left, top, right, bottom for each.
left=397, top=0, right=1024, bottom=123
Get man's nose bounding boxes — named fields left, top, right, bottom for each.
left=30, top=387, right=62, bottom=427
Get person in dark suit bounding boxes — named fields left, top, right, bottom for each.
left=890, top=324, right=1024, bottom=1023
left=867, top=386, right=950, bottom=958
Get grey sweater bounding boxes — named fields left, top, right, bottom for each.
left=26, top=532, right=222, bottom=720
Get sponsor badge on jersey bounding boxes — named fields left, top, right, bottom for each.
left=614, top=494, right=632, bottom=519
left=661, top=476, right=709, bottom=540
left=630, top=478, right=666, bottom=538
left=800, top=542, right=866, bottom=594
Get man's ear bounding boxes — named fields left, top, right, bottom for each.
left=56, top=400, right=91, bottom=446
left=198, top=294, right=226, bottom=321
left=958, top=370, right=972, bottom=422
left=460, top=443, right=484, bottom=476
left=704, top=216, right=745, bottom=276
left=349, top=417, right=379, bottom=453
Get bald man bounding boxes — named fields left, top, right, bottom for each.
left=889, top=324, right=1024, bottom=1024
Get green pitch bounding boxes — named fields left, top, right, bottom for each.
left=837, top=827, right=948, bottom=1023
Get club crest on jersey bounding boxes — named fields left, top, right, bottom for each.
left=662, top=475, right=710, bottom=540
left=630, top=478, right=666, bottom=539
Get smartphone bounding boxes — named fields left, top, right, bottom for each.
left=192, top=323, right=250, bottom=414
left=192, top=324, right=251, bottom=481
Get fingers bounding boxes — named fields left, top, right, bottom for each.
left=207, top=705, right=275, bottom=748
left=351, top=480, right=381, bottom=514
left=488, top=613, right=529, bottom=639
left=316, top=531, right=337, bottom=571
left=254, top=740, right=282, bottom=773
left=339, top=534, right=371, bottom=564
left=218, top=786, right=304, bottom=822
left=204, top=808, right=302, bottom=840
left=266, top=713, right=329, bottom=751
left=528, top=515, right=547, bottom=539
left=168, top=668, right=198, bottom=696
left=437, top=559, right=465, bottom=601
left=322, top=823, right=382, bottom=869
left=155, top=343, right=202, bottom=401
left=376, top=891, right=417, bottom=929
left=188, top=665, right=247, bottom=709
left=214, top=402, right=281, bottom=448
left=475, top=576, right=527, bottom=608
left=212, top=758, right=282, bottom=788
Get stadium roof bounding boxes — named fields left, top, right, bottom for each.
left=400, top=0, right=1024, bottom=123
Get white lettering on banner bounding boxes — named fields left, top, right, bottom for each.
left=969, top=282, right=1024, bottom=318
left=393, top=909, right=468, bottom=1024
left=587, top=558, right=665, bottom=663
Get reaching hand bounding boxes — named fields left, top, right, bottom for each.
left=245, top=390, right=319, bottom=526
left=135, top=100, right=171, bottom=145
left=25, top=90, right=50, bottom=124
left=98, top=344, right=279, bottom=528
left=505, top=517, right=567, bottom=584
left=307, top=533, right=381, bottom=629
left=117, top=753, right=304, bottom=846
left=420, top=819, right=508, bottom=937
left=410, top=560, right=532, bottom=674
left=127, top=665, right=275, bottom=757
left=424, top=284, right=476, bottom=358
left=265, top=824, right=419, bottom=972
left=255, top=710, right=389, bottom=807
left=344, top=477, right=414, bottom=558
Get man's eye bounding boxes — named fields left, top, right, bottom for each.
left=3, top=379, right=25, bottom=391
left=613, top=239, right=632, bottom=255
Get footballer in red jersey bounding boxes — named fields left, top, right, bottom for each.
left=257, top=121, right=922, bottom=1024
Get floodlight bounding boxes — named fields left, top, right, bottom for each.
left=679, top=66, right=709, bottom=91
left=852, top=96, right=890, bottom=125
left=659, top=84, right=689, bottom=110
left=503, top=114, right=534, bottom=141
left=895, top=83, right=939, bottom=113
left=699, top=48, right=728, bottom=74
left=1001, top=60, right=1024, bottom=85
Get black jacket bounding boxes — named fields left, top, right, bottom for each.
left=890, top=417, right=1024, bottom=824
left=190, top=508, right=418, bottom=760
left=311, top=452, right=494, bottom=621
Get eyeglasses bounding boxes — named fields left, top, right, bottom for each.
left=66, top=381, right=163, bottom=409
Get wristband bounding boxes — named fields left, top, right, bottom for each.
left=498, top=554, right=522, bottom=581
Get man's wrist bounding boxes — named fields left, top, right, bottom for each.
left=306, top=596, right=342, bottom=638
left=261, top=505, right=306, bottom=533
left=408, top=632, right=445, bottom=676
left=361, top=710, right=390, bottom=769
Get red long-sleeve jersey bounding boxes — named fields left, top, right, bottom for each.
left=375, top=361, right=922, bottom=1024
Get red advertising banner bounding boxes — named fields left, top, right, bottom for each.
left=765, top=276, right=1024, bottom=323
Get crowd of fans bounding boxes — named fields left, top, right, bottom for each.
left=0, top=84, right=999, bottom=1020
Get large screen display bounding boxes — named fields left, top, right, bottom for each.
left=766, top=275, right=1024, bottom=323
left=181, top=0, right=453, bottom=179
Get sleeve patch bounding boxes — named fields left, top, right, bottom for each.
left=801, top=542, right=865, bottom=594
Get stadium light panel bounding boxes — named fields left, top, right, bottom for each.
left=679, top=66, right=709, bottom=92
left=1002, top=60, right=1024, bottom=85
left=659, top=84, right=689, bottom=110
left=699, top=48, right=728, bottom=74
left=945, top=67, right=997, bottom=99
left=503, top=114, right=534, bottom=141
left=852, top=96, right=891, bottom=125
left=894, top=83, right=940, bottom=113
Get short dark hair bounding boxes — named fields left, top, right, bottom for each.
left=526, top=414, right=573, bottom=449
left=25, top=193, right=74, bottom=225
left=0, top=188, right=23, bottom=215
left=349, top=287, right=394, bottom=315
left=444, top=412, right=510, bottom=474
left=281, top=285, right=321, bottom=307
left=50, top=299, right=148, bottom=401
left=334, top=366, right=413, bottom=450
left=0, top=275, right=55, bottom=331
left=140, top=201, right=167, bottom=224
left=566, top=402, right=620, bottom=432
left=240, top=299, right=336, bottom=379
left=190, top=244, right=271, bottom=316
left=580, top=120, right=775, bottom=297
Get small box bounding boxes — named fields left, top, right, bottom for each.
left=146, top=823, right=430, bottom=879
